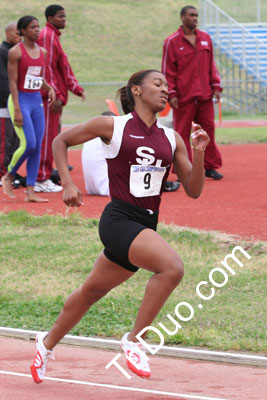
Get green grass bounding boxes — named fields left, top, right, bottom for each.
left=2, top=0, right=190, bottom=83
left=0, top=211, right=266, bottom=352
left=2, top=0, right=266, bottom=122
left=215, top=127, right=267, bottom=144
left=212, top=0, right=267, bottom=23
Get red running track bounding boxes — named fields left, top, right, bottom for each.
left=215, top=119, right=267, bottom=128
left=1, top=143, right=267, bottom=241
left=0, top=337, right=266, bottom=400
left=1, top=141, right=267, bottom=399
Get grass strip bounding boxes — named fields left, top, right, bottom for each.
left=0, top=211, right=266, bottom=352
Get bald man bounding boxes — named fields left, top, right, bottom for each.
left=0, top=22, right=21, bottom=183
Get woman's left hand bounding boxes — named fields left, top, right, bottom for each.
left=48, top=87, right=56, bottom=107
left=191, top=122, right=210, bottom=150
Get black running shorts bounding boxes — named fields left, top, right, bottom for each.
left=99, top=198, right=159, bottom=272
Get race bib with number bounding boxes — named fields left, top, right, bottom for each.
left=24, top=74, right=43, bottom=90
left=130, top=164, right=166, bottom=197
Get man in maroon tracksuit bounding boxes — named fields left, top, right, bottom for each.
left=162, top=5, right=223, bottom=180
left=34, top=4, right=85, bottom=193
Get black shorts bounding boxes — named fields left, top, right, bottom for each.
left=99, top=198, right=159, bottom=272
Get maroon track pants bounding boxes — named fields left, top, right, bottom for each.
left=173, top=98, right=222, bottom=170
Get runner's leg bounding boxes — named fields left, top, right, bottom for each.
left=43, top=252, right=134, bottom=350
left=43, top=228, right=183, bottom=349
left=128, top=228, right=184, bottom=341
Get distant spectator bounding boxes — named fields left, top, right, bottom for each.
left=34, top=4, right=85, bottom=193
left=1, top=15, right=55, bottom=201
left=162, top=5, right=223, bottom=180
left=0, top=22, right=21, bottom=185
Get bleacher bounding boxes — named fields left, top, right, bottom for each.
left=199, top=0, right=267, bottom=113
left=206, top=25, right=267, bottom=86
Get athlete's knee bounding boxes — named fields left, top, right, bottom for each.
left=80, top=282, right=110, bottom=304
left=165, top=256, right=184, bottom=286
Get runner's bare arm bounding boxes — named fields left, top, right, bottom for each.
left=52, top=116, right=114, bottom=205
left=8, top=46, right=22, bottom=126
left=172, top=124, right=209, bottom=198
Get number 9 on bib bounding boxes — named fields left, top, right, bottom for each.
left=129, top=165, right=166, bottom=197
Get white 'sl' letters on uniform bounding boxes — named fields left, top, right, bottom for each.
left=136, top=146, right=163, bottom=167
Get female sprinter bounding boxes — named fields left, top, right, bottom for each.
left=30, top=69, right=210, bottom=382
left=1, top=15, right=55, bottom=201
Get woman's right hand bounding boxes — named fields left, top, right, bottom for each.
left=14, top=108, right=23, bottom=127
left=63, top=182, right=84, bottom=208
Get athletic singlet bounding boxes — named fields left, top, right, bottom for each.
left=17, top=43, right=45, bottom=92
left=102, top=111, right=176, bottom=212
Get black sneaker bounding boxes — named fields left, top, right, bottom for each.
left=15, top=173, right=26, bottom=187
left=51, top=169, right=61, bottom=185
left=163, top=180, right=180, bottom=192
left=205, top=169, right=223, bottom=180
left=12, top=179, right=21, bottom=189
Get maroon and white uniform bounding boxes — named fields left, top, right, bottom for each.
left=17, top=43, right=44, bottom=92
left=102, top=111, right=176, bottom=212
left=99, top=111, right=176, bottom=272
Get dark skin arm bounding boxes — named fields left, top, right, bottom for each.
left=8, top=45, right=23, bottom=127
left=51, top=98, right=63, bottom=114
left=42, top=77, right=56, bottom=104
left=172, top=123, right=210, bottom=198
left=169, top=97, right=178, bottom=110
left=52, top=116, right=114, bottom=207
left=213, top=91, right=221, bottom=103
left=41, top=48, right=56, bottom=105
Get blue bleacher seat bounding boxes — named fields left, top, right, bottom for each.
left=206, top=25, right=267, bottom=85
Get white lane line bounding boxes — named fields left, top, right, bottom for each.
left=0, top=370, right=232, bottom=400
left=0, top=327, right=266, bottom=363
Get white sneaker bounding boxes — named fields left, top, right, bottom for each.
left=30, top=332, right=55, bottom=383
left=121, top=332, right=151, bottom=378
left=34, top=179, right=62, bottom=193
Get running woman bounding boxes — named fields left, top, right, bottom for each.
left=1, top=15, right=55, bottom=201
left=30, top=69, right=210, bottom=382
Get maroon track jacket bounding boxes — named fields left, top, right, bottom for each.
left=162, top=26, right=222, bottom=106
left=37, top=22, right=84, bottom=105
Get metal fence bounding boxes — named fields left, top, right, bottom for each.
left=199, top=0, right=267, bottom=114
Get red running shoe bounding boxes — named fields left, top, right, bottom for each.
left=121, top=332, right=151, bottom=378
left=30, top=332, right=55, bottom=383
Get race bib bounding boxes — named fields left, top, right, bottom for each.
left=130, top=165, right=166, bottom=197
left=24, top=74, right=43, bottom=90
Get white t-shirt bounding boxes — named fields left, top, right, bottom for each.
left=81, top=138, right=110, bottom=196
